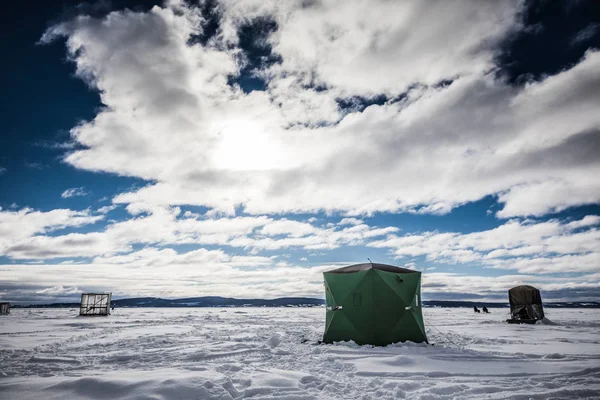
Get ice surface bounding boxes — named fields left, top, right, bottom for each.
left=1, top=307, right=599, bottom=399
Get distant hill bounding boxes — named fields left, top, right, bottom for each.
left=113, top=296, right=325, bottom=308
left=14, top=296, right=325, bottom=308
left=422, top=300, right=600, bottom=308
left=11, top=296, right=600, bottom=308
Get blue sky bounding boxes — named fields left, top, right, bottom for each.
left=1, top=0, right=599, bottom=303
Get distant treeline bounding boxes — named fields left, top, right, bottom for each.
left=11, top=296, right=600, bottom=308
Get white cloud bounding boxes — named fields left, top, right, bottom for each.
left=37, top=2, right=600, bottom=218
left=565, top=215, right=600, bottom=230
left=369, top=216, right=600, bottom=274
left=258, top=219, right=317, bottom=237
left=0, top=205, right=397, bottom=260
left=484, top=253, right=600, bottom=274
left=7, top=1, right=598, bottom=302
left=1, top=210, right=596, bottom=301
left=97, top=204, right=118, bottom=214
left=0, top=248, right=335, bottom=300
left=182, top=210, right=201, bottom=218
left=4, top=232, right=129, bottom=260
left=402, top=261, right=417, bottom=270
left=2, top=249, right=599, bottom=302
left=338, top=218, right=363, bottom=226
left=0, top=208, right=103, bottom=257
left=221, top=0, right=520, bottom=95
left=61, top=187, right=89, bottom=198
left=35, top=285, right=81, bottom=295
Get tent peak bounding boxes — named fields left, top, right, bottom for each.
left=509, top=285, right=539, bottom=292
left=325, top=262, right=418, bottom=274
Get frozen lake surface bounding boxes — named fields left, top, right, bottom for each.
left=1, top=307, right=599, bottom=399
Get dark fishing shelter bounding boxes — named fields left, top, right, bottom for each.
left=507, top=285, right=544, bottom=324
left=323, top=263, right=428, bottom=345
left=0, top=302, right=10, bottom=315
left=79, top=293, right=112, bottom=316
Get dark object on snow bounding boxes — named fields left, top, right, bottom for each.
left=0, top=302, right=10, bottom=315
left=322, top=262, right=428, bottom=346
left=482, top=306, right=489, bottom=313
left=506, top=285, right=544, bottom=324
left=80, top=293, right=112, bottom=316
left=473, top=306, right=480, bottom=313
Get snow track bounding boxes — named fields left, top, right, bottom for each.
left=1, top=307, right=599, bottom=399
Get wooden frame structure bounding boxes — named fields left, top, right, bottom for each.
left=79, top=293, right=112, bottom=316
left=0, top=302, right=10, bottom=315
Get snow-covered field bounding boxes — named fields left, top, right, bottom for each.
left=1, top=307, right=599, bottom=399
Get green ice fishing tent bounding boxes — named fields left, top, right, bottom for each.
left=323, top=263, right=428, bottom=346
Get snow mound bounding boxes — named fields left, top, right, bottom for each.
left=540, top=316, right=558, bottom=325
left=268, top=334, right=281, bottom=348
